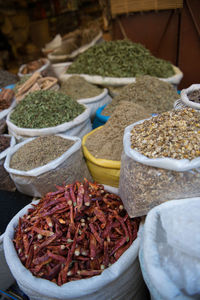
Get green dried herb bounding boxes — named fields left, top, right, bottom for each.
left=10, top=90, right=85, bottom=128
left=67, top=40, right=175, bottom=78
left=60, top=76, right=103, bottom=100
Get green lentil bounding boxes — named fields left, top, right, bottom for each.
left=67, top=40, right=175, bottom=78
left=10, top=136, right=75, bottom=171
left=10, top=90, right=85, bottom=128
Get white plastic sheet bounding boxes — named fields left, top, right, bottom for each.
left=139, top=198, right=200, bottom=300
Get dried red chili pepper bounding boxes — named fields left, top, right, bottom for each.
left=13, top=179, right=140, bottom=286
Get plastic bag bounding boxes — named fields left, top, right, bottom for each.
left=0, top=135, right=16, bottom=191
left=4, top=199, right=148, bottom=300
left=92, top=104, right=110, bottom=129
left=6, top=105, right=92, bottom=139
left=77, top=88, right=112, bottom=120
left=48, top=32, right=103, bottom=63
left=62, top=65, right=183, bottom=87
left=82, top=127, right=121, bottom=187
left=119, top=121, right=200, bottom=217
left=139, top=197, right=200, bottom=300
left=4, top=135, right=91, bottom=197
left=0, top=234, right=15, bottom=290
left=18, top=58, right=51, bottom=78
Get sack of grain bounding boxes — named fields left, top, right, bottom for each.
left=4, top=135, right=91, bottom=197
left=119, top=108, right=200, bottom=217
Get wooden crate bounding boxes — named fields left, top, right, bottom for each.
left=110, top=0, right=183, bottom=17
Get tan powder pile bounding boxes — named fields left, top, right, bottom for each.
left=60, top=76, right=103, bottom=100
left=103, top=75, right=179, bottom=116
left=86, top=101, right=151, bottom=161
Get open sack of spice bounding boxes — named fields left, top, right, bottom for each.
left=139, top=197, right=200, bottom=300
left=0, top=134, right=16, bottom=191
left=4, top=135, right=91, bottom=197
left=174, top=84, right=200, bottom=110
left=0, top=87, right=16, bottom=120
left=119, top=108, right=200, bottom=218
left=14, top=72, right=59, bottom=103
left=3, top=180, right=148, bottom=300
left=63, top=40, right=183, bottom=87
left=7, top=90, right=92, bottom=140
left=82, top=101, right=152, bottom=187
left=60, top=76, right=112, bottom=119
left=18, top=58, right=51, bottom=78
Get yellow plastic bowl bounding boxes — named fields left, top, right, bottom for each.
left=82, top=126, right=121, bottom=187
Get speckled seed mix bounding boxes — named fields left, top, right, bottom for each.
left=131, top=108, right=200, bottom=160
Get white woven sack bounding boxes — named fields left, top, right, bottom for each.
left=174, top=98, right=187, bottom=110
left=4, top=135, right=91, bottom=197
left=18, top=59, right=51, bottom=78
left=0, top=234, right=15, bottom=290
left=51, top=62, right=71, bottom=77
left=48, top=32, right=103, bottom=63
left=181, top=84, right=200, bottom=110
left=139, top=197, right=200, bottom=300
left=77, top=88, right=112, bottom=119
left=62, top=65, right=183, bottom=87
left=6, top=105, right=92, bottom=139
left=4, top=194, right=148, bottom=300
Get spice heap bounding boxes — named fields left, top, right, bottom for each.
left=0, top=70, right=18, bottom=88
left=0, top=119, right=7, bottom=134
left=0, top=135, right=10, bottom=152
left=15, top=72, right=58, bottom=103
left=13, top=179, right=140, bottom=285
left=86, top=101, right=150, bottom=161
left=67, top=40, right=175, bottom=78
left=131, top=108, right=200, bottom=160
left=60, top=76, right=103, bottom=100
left=10, top=136, right=74, bottom=171
left=0, top=88, right=14, bottom=111
left=10, top=90, right=85, bottom=129
left=103, top=75, right=179, bottom=116
left=188, top=89, right=200, bottom=104
left=21, top=58, right=46, bottom=74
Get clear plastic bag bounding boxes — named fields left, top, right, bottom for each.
left=119, top=122, right=200, bottom=218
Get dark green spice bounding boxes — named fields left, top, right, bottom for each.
left=67, top=40, right=175, bottom=78
left=60, top=76, right=103, bottom=99
left=10, top=90, right=85, bottom=128
left=10, top=136, right=75, bottom=171
left=103, top=75, right=179, bottom=116
left=0, top=135, right=10, bottom=153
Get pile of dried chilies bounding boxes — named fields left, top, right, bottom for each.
left=13, top=179, right=140, bottom=286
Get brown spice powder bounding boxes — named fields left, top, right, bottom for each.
left=10, top=136, right=75, bottom=171
left=86, top=101, right=151, bottom=161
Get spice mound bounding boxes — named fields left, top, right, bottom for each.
left=10, top=90, right=85, bottom=129
left=21, top=58, right=46, bottom=74
left=10, top=136, right=75, bottom=171
left=86, top=101, right=150, bottom=161
left=131, top=108, right=200, bottom=160
left=0, top=88, right=14, bottom=111
left=188, top=89, right=200, bottom=104
left=0, top=135, right=10, bottom=152
left=0, top=70, right=18, bottom=88
left=60, top=76, right=103, bottom=100
left=103, top=75, right=179, bottom=116
left=13, top=179, right=140, bottom=285
left=67, top=40, right=175, bottom=78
